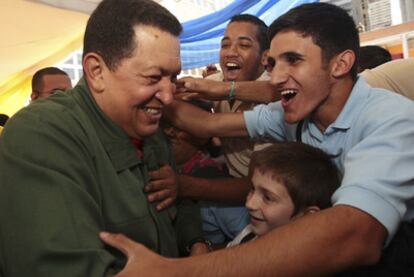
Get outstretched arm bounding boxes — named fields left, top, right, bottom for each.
left=101, top=205, right=386, bottom=277
left=164, top=100, right=248, bottom=138
left=177, top=77, right=279, bottom=103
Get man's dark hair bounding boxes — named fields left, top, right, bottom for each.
left=0, top=114, right=9, bottom=127
left=83, top=0, right=182, bottom=71
left=268, top=3, right=360, bottom=80
left=250, top=142, right=340, bottom=215
left=229, top=14, right=269, bottom=52
left=358, top=45, right=392, bottom=72
left=32, top=67, right=69, bottom=92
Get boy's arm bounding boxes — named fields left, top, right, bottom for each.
left=164, top=100, right=248, bottom=138
left=177, top=77, right=279, bottom=103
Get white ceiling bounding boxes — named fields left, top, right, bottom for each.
left=30, top=0, right=102, bottom=14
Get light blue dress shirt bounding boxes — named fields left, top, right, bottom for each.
left=244, top=77, right=414, bottom=240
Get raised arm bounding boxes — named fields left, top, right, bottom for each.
left=177, top=77, right=279, bottom=103
left=164, top=99, right=248, bottom=138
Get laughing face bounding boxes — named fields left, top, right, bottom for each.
left=219, top=21, right=264, bottom=82
left=267, top=30, right=333, bottom=128
left=92, top=25, right=181, bottom=139
left=246, top=169, right=295, bottom=236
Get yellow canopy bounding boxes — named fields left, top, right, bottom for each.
left=0, top=0, right=88, bottom=116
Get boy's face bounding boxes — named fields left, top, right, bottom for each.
left=246, top=169, right=295, bottom=236
left=267, top=30, right=333, bottom=127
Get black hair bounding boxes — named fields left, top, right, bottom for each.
left=358, top=45, right=392, bottom=72
left=230, top=14, right=269, bottom=52
left=250, top=142, right=341, bottom=215
left=269, top=3, right=360, bottom=80
left=83, top=0, right=182, bottom=71
left=32, top=67, right=69, bottom=92
left=0, top=114, right=9, bottom=127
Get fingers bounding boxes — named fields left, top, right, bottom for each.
left=147, top=188, right=173, bottom=202
left=155, top=197, right=175, bottom=211
left=148, top=165, right=173, bottom=180
left=100, top=232, right=137, bottom=258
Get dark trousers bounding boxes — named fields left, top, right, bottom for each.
left=337, top=222, right=414, bottom=277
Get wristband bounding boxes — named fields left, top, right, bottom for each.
left=229, top=81, right=235, bottom=101
left=186, top=237, right=213, bottom=253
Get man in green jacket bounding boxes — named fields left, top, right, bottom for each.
left=0, top=0, right=207, bottom=276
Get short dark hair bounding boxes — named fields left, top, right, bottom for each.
left=358, top=45, right=392, bottom=72
left=250, top=142, right=340, bottom=215
left=32, top=67, right=69, bottom=92
left=268, top=3, right=360, bottom=80
left=0, top=114, right=9, bottom=127
left=83, top=0, right=182, bottom=71
left=229, top=14, right=269, bottom=53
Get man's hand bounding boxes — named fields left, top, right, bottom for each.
left=100, top=232, right=170, bottom=277
left=145, top=164, right=178, bottom=211
left=189, top=242, right=210, bottom=256
left=176, top=77, right=228, bottom=101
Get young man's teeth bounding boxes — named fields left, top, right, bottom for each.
left=281, top=90, right=297, bottom=96
left=226, top=62, right=239, bottom=69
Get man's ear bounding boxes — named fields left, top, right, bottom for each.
left=261, top=49, right=269, bottom=67
left=330, top=49, right=355, bottom=78
left=83, top=53, right=106, bottom=93
left=30, top=92, right=39, bottom=101
left=303, top=206, right=320, bottom=215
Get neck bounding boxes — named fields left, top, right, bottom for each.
left=312, top=77, right=354, bottom=133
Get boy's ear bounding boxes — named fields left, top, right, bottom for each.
left=303, top=206, right=320, bottom=215
left=83, top=52, right=106, bottom=93
left=330, top=49, right=355, bottom=78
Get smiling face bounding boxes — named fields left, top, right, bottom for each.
left=219, top=21, right=264, bottom=82
left=246, top=169, right=296, bottom=236
left=92, top=25, right=181, bottom=139
left=267, top=30, right=334, bottom=127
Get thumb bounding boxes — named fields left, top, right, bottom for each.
left=100, top=232, right=137, bottom=258
left=184, top=81, right=195, bottom=90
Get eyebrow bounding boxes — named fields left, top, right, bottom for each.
left=221, top=36, right=254, bottom=42
left=282, top=51, right=305, bottom=59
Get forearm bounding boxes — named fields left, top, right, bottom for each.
left=232, top=81, right=279, bottom=103
left=168, top=205, right=386, bottom=276
left=178, top=175, right=250, bottom=204
left=164, top=100, right=249, bottom=138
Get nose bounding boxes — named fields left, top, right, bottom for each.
left=224, top=44, right=239, bottom=58
left=270, top=62, right=289, bottom=87
left=245, top=190, right=260, bottom=211
left=156, top=78, right=175, bottom=105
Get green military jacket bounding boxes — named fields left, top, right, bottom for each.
left=0, top=78, right=202, bottom=276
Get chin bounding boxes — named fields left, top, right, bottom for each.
left=134, top=125, right=159, bottom=138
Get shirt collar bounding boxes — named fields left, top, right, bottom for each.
left=72, top=77, right=142, bottom=171
left=328, top=76, right=371, bottom=131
